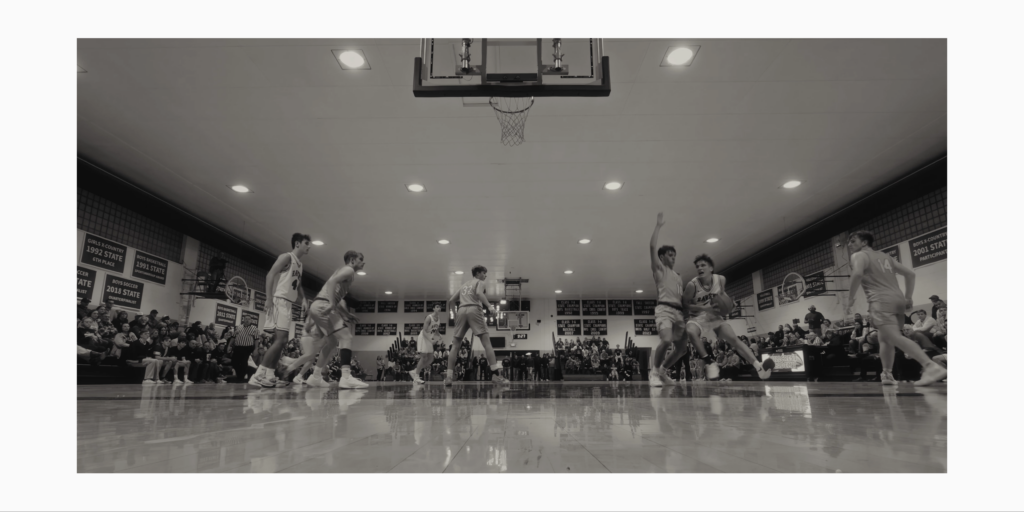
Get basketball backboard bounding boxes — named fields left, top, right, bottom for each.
left=414, top=38, right=610, bottom=97
left=497, top=310, right=530, bottom=331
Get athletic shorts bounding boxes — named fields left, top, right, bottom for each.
left=453, top=305, right=488, bottom=339
left=655, top=304, right=687, bottom=333
left=263, top=297, right=293, bottom=333
left=417, top=331, right=433, bottom=354
left=869, top=300, right=906, bottom=328
left=309, top=299, right=348, bottom=337
left=687, top=312, right=724, bottom=337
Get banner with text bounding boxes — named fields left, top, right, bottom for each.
left=81, top=233, right=128, bottom=273
left=131, top=251, right=169, bottom=285
left=425, top=300, right=447, bottom=312
left=556, top=300, right=581, bottom=316
left=404, top=301, right=425, bottom=313
left=240, top=310, right=259, bottom=326
left=101, top=275, right=144, bottom=310
left=804, top=270, right=827, bottom=298
left=376, top=323, right=398, bottom=336
left=909, top=226, right=947, bottom=268
left=403, top=323, right=424, bottom=336
left=557, top=319, right=581, bottom=336
left=756, top=289, right=775, bottom=311
left=77, top=266, right=97, bottom=302
left=252, top=290, right=266, bottom=312
left=634, top=319, right=657, bottom=336
left=608, top=299, right=633, bottom=315
left=215, top=303, right=238, bottom=327
left=354, top=301, right=376, bottom=313
left=378, top=301, right=399, bottom=313
left=633, top=300, right=657, bottom=316
left=354, top=323, right=376, bottom=336
left=582, top=300, right=607, bottom=316
left=291, top=302, right=302, bottom=322
left=881, top=245, right=901, bottom=263
left=582, top=319, right=608, bottom=335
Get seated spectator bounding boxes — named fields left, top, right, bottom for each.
left=109, top=322, right=136, bottom=364
left=931, top=306, right=947, bottom=350
left=166, top=335, right=194, bottom=384
left=186, top=321, right=204, bottom=338
left=850, top=341, right=881, bottom=382
left=821, top=319, right=834, bottom=337
left=123, top=331, right=167, bottom=384
left=791, top=320, right=808, bottom=338
left=77, top=298, right=93, bottom=319
left=928, top=295, right=946, bottom=319
left=79, top=309, right=100, bottom=342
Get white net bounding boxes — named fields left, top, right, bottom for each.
left=489, top=97, right=534, bottom=146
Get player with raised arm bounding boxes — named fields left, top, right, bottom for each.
left=305, top=251, right=368, bottom=389
left=410, top=303, right=443, bottom=385
left=446, top=265, right=509, bottom=386
left=250, top=233, right=311, bottom=388
left=846, top=230, right=946, bottom=386
left=648, top=213, right=721, bottom=387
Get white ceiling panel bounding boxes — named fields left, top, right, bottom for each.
left=78, top=38, right=946, bottom=299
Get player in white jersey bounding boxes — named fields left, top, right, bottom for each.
left=250, top=233, right=311, bottom=388
left=446, top=265, right=509, bottom=386
left=305, top=250, right=367, bottom=389
left=283, top=315, right=326, bottom=385
left=648, top=213, right=721, bottom=387
left=667, top=253, right=771, bottom=381
left=409, top=303, right=443, bottom=384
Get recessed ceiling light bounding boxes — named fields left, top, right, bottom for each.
left=437, top=239, right=450, bottom=245
left=555, top=290, right=562, bottom=294
left=706, top=238, right=719, bottom=243
left=454, top=271, right=464, bottom=275
left=783, top=180, right=802, bottom=189
left=357, top=271, right=366, bottom=276
left=407, top=184, right=425, bottom=192
left=332, top=49, right=371, bottom=70
left=500, top=299, right=507, bottom=304
left=578, top=239, right=591, bottom=244
left=604, top=182, right=622, bottom=191
left=635, top=290, right=643, bottom=294
left=78, top=65, right=87, bottom=73
left=564, top=270, right=573, bottom=274
left=384, top=291, right=393, bottom=295
left=230, top=185, right=250, bottom=193
left=662, top=46, right=700, bottom=67
left=311, top=240, right=324, bottom=246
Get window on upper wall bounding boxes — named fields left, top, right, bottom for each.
left=77, top=187, right=184, bottom=263
left=850, top=186, right=947, bottom=250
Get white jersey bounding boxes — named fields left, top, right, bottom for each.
left=655, top=268, right=684, bottom=306
left=272, top=253, right=303, bottom=302
left=423, top=313, right=440, bottom=335
left=688, top=274, right=724, bottom=306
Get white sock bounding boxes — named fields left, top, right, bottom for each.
left=311, top=366, right=324, bottom=379
left=342, top=367, right=351, bottom=377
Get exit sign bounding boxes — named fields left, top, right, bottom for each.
left=513, top=334, right=528, bottom=340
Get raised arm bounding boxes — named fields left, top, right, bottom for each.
left=650, top=212, right=665, bottom=274
left=263, top=254, right=291, bottom=312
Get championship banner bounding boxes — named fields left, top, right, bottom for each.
left=804, top=271, right=826, bottom=298
left=556, top=300, right=581, bottom=316
left=252, top=290, right=267, bottom=312
left=404, top=301, right=425, bottom=313
left=101, top=275, right=144, bottom=310
left=403, top=323, right=424, bottom=336
left=354, top=323, right=376, bottom=336
left=131, top=251, right=169, bottom=285
left=582, top=300, right=607, bottom=316
left=354, top=301, right=376, bottom=313
left=215, top=303, right=238, bottom=327
left=557, top=319, right=581, bottom=336
left=582, top=319, right=608, bottom=335
left=632, top=300, right=656, bottom=316
left=77, top=266, right=97, bottom=302
left=608, top=299, right=633, bottom=315
left=376, top=323, right=398, bottom=336
left=81, top=233, right=127, bottom=273
left=378, top=301, right=399, bottom=313
left=756, top=289, right=775, bottom=311
left=240, top=310, right=259, bottom=326
left=634, top=319, right=657, bottom=336
left=909, top=226, right=947, bottom=268
left=425, top=300, right=447, bottom=312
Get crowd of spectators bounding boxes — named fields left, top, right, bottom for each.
left=555, top=337, right=640, bottom=381
left=77, top=299, right=277, bottom=385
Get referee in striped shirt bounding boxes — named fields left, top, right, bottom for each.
left=230, top=316, right=259, bottom=383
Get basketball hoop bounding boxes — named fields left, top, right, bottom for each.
left=225, top=276, right=249, bottom=306
left=489, top=96, right=534, bottom=146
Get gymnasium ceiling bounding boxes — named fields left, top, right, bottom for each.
left=76, top=39, right=947, bottom=300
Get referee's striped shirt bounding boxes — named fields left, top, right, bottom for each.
left=233, top=324, right=259, bottom=347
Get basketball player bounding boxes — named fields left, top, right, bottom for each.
left=665, top=253, right=772, bottom=382
left=648, top=213, right=721, bottom=387
left=283, top=315, right=326, bottom=385
left=845, top=230, right=947, bottom=386
left=250, top=233, right=311, bottom=388
left=446, top=265, right=509, bottom=386
left=410, top=303, right=443, bottom=384
left=305, top=251, right=368, bottom=389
